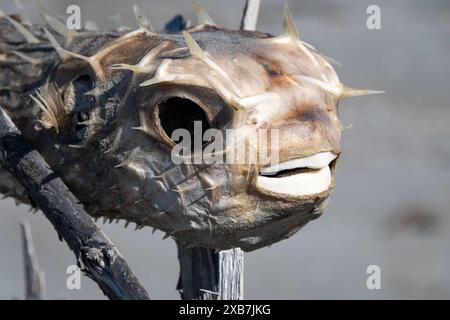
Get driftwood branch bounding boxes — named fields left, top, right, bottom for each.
left=21, top=220, right=45, bottom=300
left=176, top=241, right=244, bottom=300
left=240, top=0, right=261, bottom=31
left=0, top=107, right=150, bottom=300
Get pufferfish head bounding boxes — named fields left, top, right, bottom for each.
left=10, top=2, right=382, bottom=251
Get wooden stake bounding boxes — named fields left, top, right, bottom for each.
left=176, top=241, right=244, bottom=300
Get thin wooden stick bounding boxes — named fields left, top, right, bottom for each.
left=240, top=0, right=261, bottom=31
left=0, top=107, right=150, bottom=300
left=21, top=220, right=45, bottom=300
left=176, top=240, right=244, bottom=300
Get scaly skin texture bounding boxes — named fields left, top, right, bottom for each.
left=0, top=7, right=369, bottom=251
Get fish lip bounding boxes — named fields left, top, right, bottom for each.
left=255, top=152, right=338, bottom=198
left=259, top=151, right=338, bottom=176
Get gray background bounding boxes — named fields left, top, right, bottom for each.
left=1, top=0, right=450, bottom=299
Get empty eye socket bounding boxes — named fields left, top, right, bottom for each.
left=157, top=97, right=211, bottom=147
left=69, top=74, right=94, bottom=143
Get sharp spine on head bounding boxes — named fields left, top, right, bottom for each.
left=281, top=2, right=299, bottom=41
left=90, top=190, right=100, bottom=198
left=92, top=207, right=100, bottom=214
left=44, top=28, right=106, bottom=80
left=277, top=4, right=329, bottom=81
left=321, top=54, right=342, bottom=67
left=39, top=5, right=77, bottom=39
left=340, top=86, right=385, bottom=98
left=193, top=0, right=216, bottom=26
left=68, top=144, right=84, bottom=149
left=199, top=173, right=218, bottom=191
left=155, top=211, right=167, bottom=217
left=295, top=75, right=342, bottom=96
left=109, top=41, right=171, bottom=74
left=139, top=60, right=199, bottom=87
left=133, top=2, right=153, bottom=32
left=84, top=87, right=103, bottom=102
left=85, top=21, right=99, bottom=31
left=343, top=124, right=354, bottom=131
left=114, top=161, right=127, bottom=169
left=159, top=47, right=190, bottom=59
left=44, top=28, right=87, bottom=61
left=12, top=50, right=41, bottom=65
left=182, top=31, right=243, bottom=100
left=131, top=111, right=152, bottom=135
left=0, top=9, right=40, bottom=44
left=76, top=120, right=91, bottom=126
left=296, top=74, right=384, bottom=98
left=301, top=41, right=342, bottom=70
left=109, top=63, right=147, bottom=73
left=182, top=31, right=207, bottom=60
left=238, top=93, right=281, bottom=108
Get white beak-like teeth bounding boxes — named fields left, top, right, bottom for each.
left=256, top=152, right=337, bottom=197
left=259, top=152, right=337, bottom=176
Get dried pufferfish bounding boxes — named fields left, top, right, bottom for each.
left=0, top=2, right=382, bottom=251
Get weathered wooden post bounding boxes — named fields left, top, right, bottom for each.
left=240, top=0, right=261, bottom=30
left=176, top=241, right=244, bottom=300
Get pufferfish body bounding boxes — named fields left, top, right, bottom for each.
left=0, top=2, right=382, bottom=251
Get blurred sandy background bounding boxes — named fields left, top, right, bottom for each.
left=1, top=0, right=450, bottom=299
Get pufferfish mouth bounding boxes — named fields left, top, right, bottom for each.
left=256, top=152, right=338, bottom=197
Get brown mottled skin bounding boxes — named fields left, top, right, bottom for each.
left=0, top=11, right=345, bottom=251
